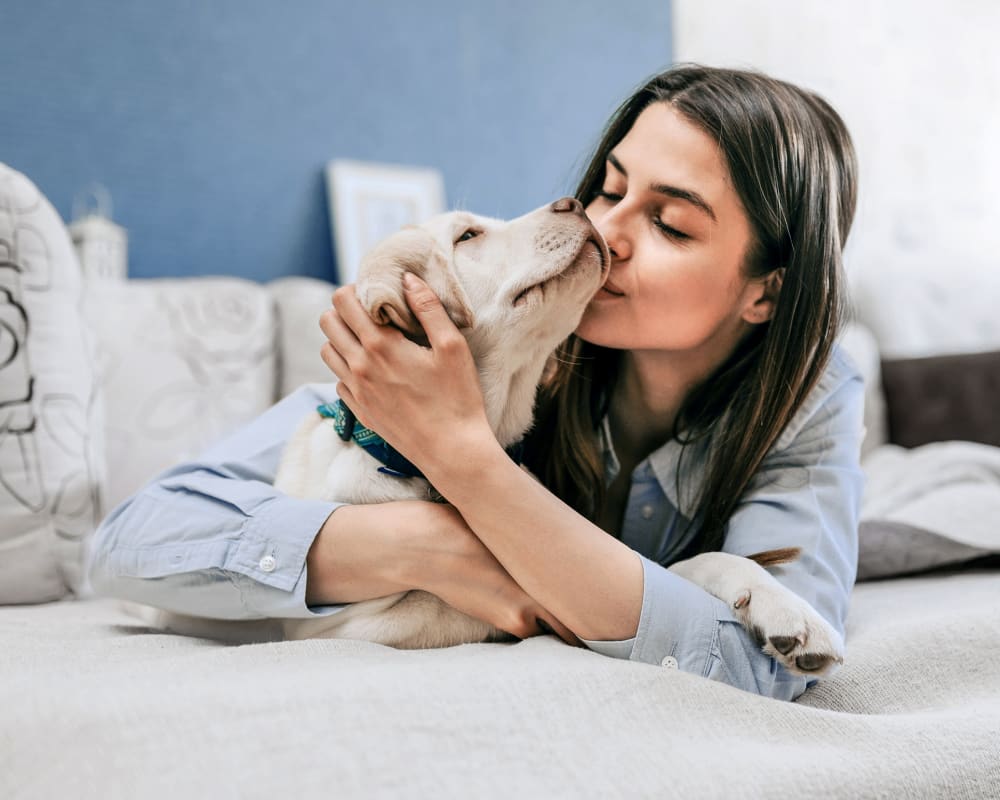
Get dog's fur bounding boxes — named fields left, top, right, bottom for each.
left=276, top=199, right=844, bottom=677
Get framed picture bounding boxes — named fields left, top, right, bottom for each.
left=325, top=159, right=446, bottom=284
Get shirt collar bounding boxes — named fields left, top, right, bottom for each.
left=597, top=413, right=710, bottom=511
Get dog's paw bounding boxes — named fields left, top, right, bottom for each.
left=732, top=583, right=844, bottom=676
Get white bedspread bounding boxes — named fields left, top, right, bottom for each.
left=2, top=571, right=999, bottom=799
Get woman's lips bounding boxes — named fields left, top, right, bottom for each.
left=599, top=280, right=625, bottom=297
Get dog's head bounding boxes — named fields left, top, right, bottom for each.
left=355, top=198, right=609, bottom=361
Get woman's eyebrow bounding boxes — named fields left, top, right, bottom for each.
left=607, top=152, right=717, bottom=223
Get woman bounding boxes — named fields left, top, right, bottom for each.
left=89, top=65, right=864, bottom=701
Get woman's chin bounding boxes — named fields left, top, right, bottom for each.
left=574, top=305, right=619, bottom=347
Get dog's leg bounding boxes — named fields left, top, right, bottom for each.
left=283, top=591, right=507, bottom=648
left=667, top=550, right=844, bottom=676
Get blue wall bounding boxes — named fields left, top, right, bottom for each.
left=1, top=1, right=671, bottom=283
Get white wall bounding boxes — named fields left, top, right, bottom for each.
left=672, top=0, right=1000, bottom=356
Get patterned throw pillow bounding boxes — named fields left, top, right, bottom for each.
left=0, top=163, right=105, bottom=604
left=82, top=277, right=277, bottom=511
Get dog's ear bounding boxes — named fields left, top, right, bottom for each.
left=355, top=226, right=474, bottom=337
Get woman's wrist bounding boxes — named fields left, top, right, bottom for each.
left=419, top=425, right=510, bottom=503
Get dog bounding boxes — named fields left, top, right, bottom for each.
left=276, top=198, right=843, bottom=677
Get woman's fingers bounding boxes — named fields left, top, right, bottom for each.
left=320, top=294, right=364, bottom=363
left=401, top=272, right=466, bottom=350
left=413, top=506, right=578, bottom=646
left=332, top=284, right=406, bottom=351
left=319, top=341, right=351, bottom=382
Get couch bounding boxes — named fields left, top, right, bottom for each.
left=2, top=163, right=998, bottom=798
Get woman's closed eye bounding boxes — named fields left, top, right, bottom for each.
left=595, top=190, right=623, bottom=203
left=653, top=218, right=691, bottom=241
left=595, top=185, right=692, bottom=242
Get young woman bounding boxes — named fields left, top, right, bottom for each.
left=89, top=65, right=864, bottom=701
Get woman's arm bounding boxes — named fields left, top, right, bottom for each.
left=87, top=384, right=348, bottom=619
left=324, top=279, right=643, bottom=642
left=324, top=278, right=864, bottom=699
left=88, top=379, right=573, bottom=640
left=630, top=349, right=865, bottom=699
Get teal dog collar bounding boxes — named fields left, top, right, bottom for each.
left=316, top=400, right=522, bottom=479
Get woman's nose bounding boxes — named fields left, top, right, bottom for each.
left=590, top=207, right=630, bottom=262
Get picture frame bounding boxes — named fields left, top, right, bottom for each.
left=325, top=159, right=446, bottom=284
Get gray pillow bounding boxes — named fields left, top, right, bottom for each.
left=857, top=519, right=995, bottom=581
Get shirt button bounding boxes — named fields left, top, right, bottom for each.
left=259, top=555, right=277, bottom=573
left=660, top=656, right=678, bottom=669
left=641, top=504, right=655, bottom=520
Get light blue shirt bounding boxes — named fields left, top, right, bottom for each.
left=88, top=345, right=865, bottom=702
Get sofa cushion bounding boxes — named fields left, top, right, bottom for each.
left=267, top=276, right=339, bottom=398
left=82, top=277, right=277, bottom=511
left=881, top=349, right=1000, bottom=448
left=0, top=163, right=105, bottom=604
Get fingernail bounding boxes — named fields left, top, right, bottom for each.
left=402, top=271, right=419, bottom=290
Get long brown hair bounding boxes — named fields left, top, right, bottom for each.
left=523, top=64, right=858, bottom=558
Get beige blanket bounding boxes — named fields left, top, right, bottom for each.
left=2, top=570, right=999, bottom=799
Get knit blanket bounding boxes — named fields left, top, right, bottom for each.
left=2, top=569, right=998, bottom=799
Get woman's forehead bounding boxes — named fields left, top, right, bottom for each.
left=613, top=103, right=736, bottom=208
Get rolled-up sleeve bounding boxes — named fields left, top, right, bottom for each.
left=87, top=384, right=349, bottom=621
left=581, top=349, right=865, bottom=702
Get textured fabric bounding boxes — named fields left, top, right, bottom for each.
left=266, top=276, right=341, bottom=398
left=0, top=163, right=105, bottom=603
left=857, top=520, right=993, bottom=580
left=2, top=570, right=998, bottom=799
left=88, top=347, right=864, bottom=701
left=81, top=277, right=278, bottom=511
left=857, top=441, right=1000, bottom=579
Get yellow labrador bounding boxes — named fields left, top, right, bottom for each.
left=277, top=198, right=843, bottom=677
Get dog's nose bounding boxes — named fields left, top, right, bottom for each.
left=550, top=197, right=585, bottom=216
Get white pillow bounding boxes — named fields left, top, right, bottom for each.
left=0, top=163, right=105, bottom=604
left=82, top=277, right=277, bottom=511
left=267, top=276, right=339, bottom=398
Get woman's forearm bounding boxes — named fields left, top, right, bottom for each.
left=305, top=504, right=416, bottom=605
left=422, top=436, right=644, bottom=642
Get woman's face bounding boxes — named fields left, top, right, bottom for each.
left=577, top=102, right=771, bottom=356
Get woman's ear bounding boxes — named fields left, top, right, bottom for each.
left=741, top=268, right=784, bottom=325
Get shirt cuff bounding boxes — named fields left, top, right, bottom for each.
left=628, top=554, right=726, bottom=675
left=578, top=635, right=636, bottom=659
left=579, top=553, right=722, bottom=667
left=232, top=498, right=348, bottom=619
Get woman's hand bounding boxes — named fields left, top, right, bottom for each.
left=319, top=276, right=495, bottom=471
left=307, top=500, right=579, bottom=645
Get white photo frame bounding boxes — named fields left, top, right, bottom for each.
left=325, top=159, right=446, bottom=284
